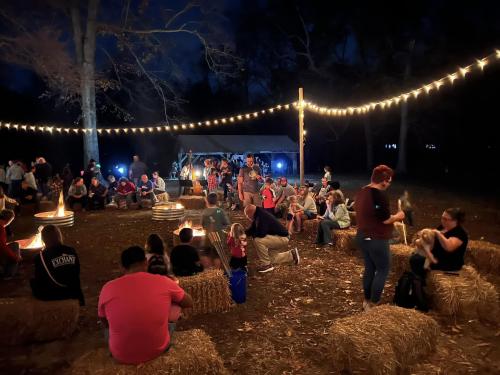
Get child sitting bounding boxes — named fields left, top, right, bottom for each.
left=261, top=178, right=276, bottom=215
left=170, top=228, right=204, bottom=277
left=286, top=195, right=304, bottom=234
left=145, top=233, right=172, bottom=276
left=227, top=223, right=248, bottom=271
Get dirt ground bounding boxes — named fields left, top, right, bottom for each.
left=1, top=176, right=499, bottom=374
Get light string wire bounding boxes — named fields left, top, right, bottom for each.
left=0, top=50, right=498, bottom=135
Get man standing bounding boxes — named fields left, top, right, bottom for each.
left=244, top=204, right=300, bottom=273
left=129, top=155, right=148, bottom=187
left=219, top=159, right=232, bottom=201
left=238, top=154, right=262, bottom=207
left=98, top=246, right=193, bottom=365
left=35, top=157, right=52, bottom=198
left=6, top=161, right=24, bottom=199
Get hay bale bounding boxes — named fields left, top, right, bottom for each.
left=70, top=329, right=228, bottom=375
left=329, top=305, right=439, bottom=375
left=390, top=244, right=414, bottom=278
left=178, top=269, right=232, bottom=316
left=0, top=297, right=79, bottom=346
left=427, top=265, right=499, bottom=323
left=178, top=195, right=206, bottom=210
left=466, top=240, right=500, bottom=275
left=332, top=227, right=357, bottom=253
left=302, top=218, right=319, bottom=239
left=140, top=200, right=153, bottom=209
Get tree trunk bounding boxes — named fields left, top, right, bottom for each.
left=396, top=40, right=415, bottom=174
left=396, top=101, right=409, bottom=173
left=81, top=0, right=100, bottom=165
left=363, top=117, right=374, bottom=171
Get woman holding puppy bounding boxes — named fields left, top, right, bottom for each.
left=410, top=208, right=468, bottom=278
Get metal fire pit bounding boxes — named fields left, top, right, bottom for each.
left=152, top=203, right=185, bottom=221
left=34, top=211, right=75, bottom=227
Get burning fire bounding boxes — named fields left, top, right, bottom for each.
left=48, top=192, right=67, bottom=217
left=25, top=226, right=45, bottom=249
left=178, top=220, right=205, bottom=236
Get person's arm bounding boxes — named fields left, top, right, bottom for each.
left=101, top=187, right=108, bottom=197
left=371, top=189, right=404, bottom=224
left=434, top=231, right=463, bottom=252
left=97, top=288, right=108, bottom=327
left=0, top=237, right=19, bottom=262
left=237, top=170, right=244, bottom=199
left=177, top=292, right=194, bottom=309
left=73, top=253, right=85, bottom=306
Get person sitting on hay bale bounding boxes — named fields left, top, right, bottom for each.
left=171, top=228, right=204, bottom=277
left=244, top=204, right=300, bottom=273
left=88, top=177, right=108, bottom=210
left=106, top=175, right=118, bottom=203
left=98, top=246, right=193, bottom=365
left=152, top=171, right=167, bottom=201
left=298, top=186, right=317, bottom=222
left=30, top=225, right=85, bottom=306
left=410, top=208, right=468, bottom=279
left=67, top=177, right=87, bottom=210
left=315, top=191, right=350, bottom=246
left=274, top=177, right=296, bottom=218
left=314, top=177, right=331, bottom=215
left=20, top=180, right=38, bottom=206
left=145, top=234, right=173, bottom=276
left=228, top=223, right=248, bottom=271
left=0, top=209, right=21, bottom=280
left=115, top=177, right=136, bottom=209
left=286, top=195, right=304, bottom=235
left=136, top=174, right=155, bottom=207
left=355, top=165, right=405, bottom=312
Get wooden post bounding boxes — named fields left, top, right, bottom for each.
left=298, top=87, right=305, bottom=186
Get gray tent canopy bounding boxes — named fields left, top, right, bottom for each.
left=176, top=135, right=299, bottom=174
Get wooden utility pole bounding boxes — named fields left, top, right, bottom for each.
left=298, top=87, right=305, bottom=186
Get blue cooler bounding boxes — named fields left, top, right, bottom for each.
left=229, top=269, right=247, bottom=304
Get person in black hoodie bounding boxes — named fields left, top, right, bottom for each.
left=244, top=204, right=300, bottom=273
left=30, top=225, right=85, bottom=306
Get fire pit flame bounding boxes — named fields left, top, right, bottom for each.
left=49, top=192, right=66, bottom=217
left=25, top=226, right=45, bottom=250
left=178, top=220, right=205, bottom=237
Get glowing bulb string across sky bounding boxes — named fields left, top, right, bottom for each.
left=0, top=50, right=498, bottom=135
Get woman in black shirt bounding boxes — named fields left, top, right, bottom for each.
left=410, top=207, right=468, bottom=278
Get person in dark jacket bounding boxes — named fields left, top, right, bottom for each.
left=30, top=225, right=85, bottom=306
left=35, top=157, right=52, bottom=198
left=88, top=177, right=108, bottom=210
left=244, top=204, right=299, bottom=273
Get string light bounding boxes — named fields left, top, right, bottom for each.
left=304, top=50, right=498, bottom=117
left=0, top=102, right=293, bottom=135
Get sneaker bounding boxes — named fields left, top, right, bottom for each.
left=257, top=264, right=274, bottom=273
left=291, top=247, right=300, bottom=265
left=327, top=242, right=333, bottom=246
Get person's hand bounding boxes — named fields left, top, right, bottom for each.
left=17, top=255, right=22, bottom=263
left=394, top=211, right=405, bottom=221
left=26, top=195, right=33, bottom=200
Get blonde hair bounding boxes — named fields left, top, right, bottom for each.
left=230, top=223, right=245, bottom=239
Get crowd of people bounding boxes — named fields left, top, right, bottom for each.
left=0, top=154, right=472, bottom=366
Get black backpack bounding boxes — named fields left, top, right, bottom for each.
left=147, top=254, right=168, bottom=276
left=393, top=271, right=429, bottom=312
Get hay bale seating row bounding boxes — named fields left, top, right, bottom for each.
left=466, top=240, right=500, bottom=276
left=427, top=265, right=499, bottom=323
left=178, top=195, right=206, bottom=210
left=178, top=269, right=232, bottom=317
left=70, top=329, right=228, bottom=375
left=329, top=305, right=439, bottom=375
left=0, top=297, right=79, bottom=346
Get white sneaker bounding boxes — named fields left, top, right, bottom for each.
left=291, top=247, right=300, bottom=265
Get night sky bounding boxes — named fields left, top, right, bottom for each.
left=1, top=0, right=499, bottom=189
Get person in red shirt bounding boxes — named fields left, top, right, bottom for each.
left=207, top=168, right=218, bottom=194
left=354, top=165, right=405, bottom=311
left=115, top=178, right=136, bottom=208
left=0, top=209, right=21, bottom=280
left=261, top=178, right=276, bottom=215
left=98, top=246, right=193, bottom=365
left=227, top=223, right=248, bottom=270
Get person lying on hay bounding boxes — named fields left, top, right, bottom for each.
left=410, top=208, right=468, bottom=279
left=98, top=246, right=193, bottom=365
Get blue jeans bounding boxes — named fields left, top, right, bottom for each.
left=356, top=232, right=390, bottom=304
left=316, top=219, right=340, bottom=244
